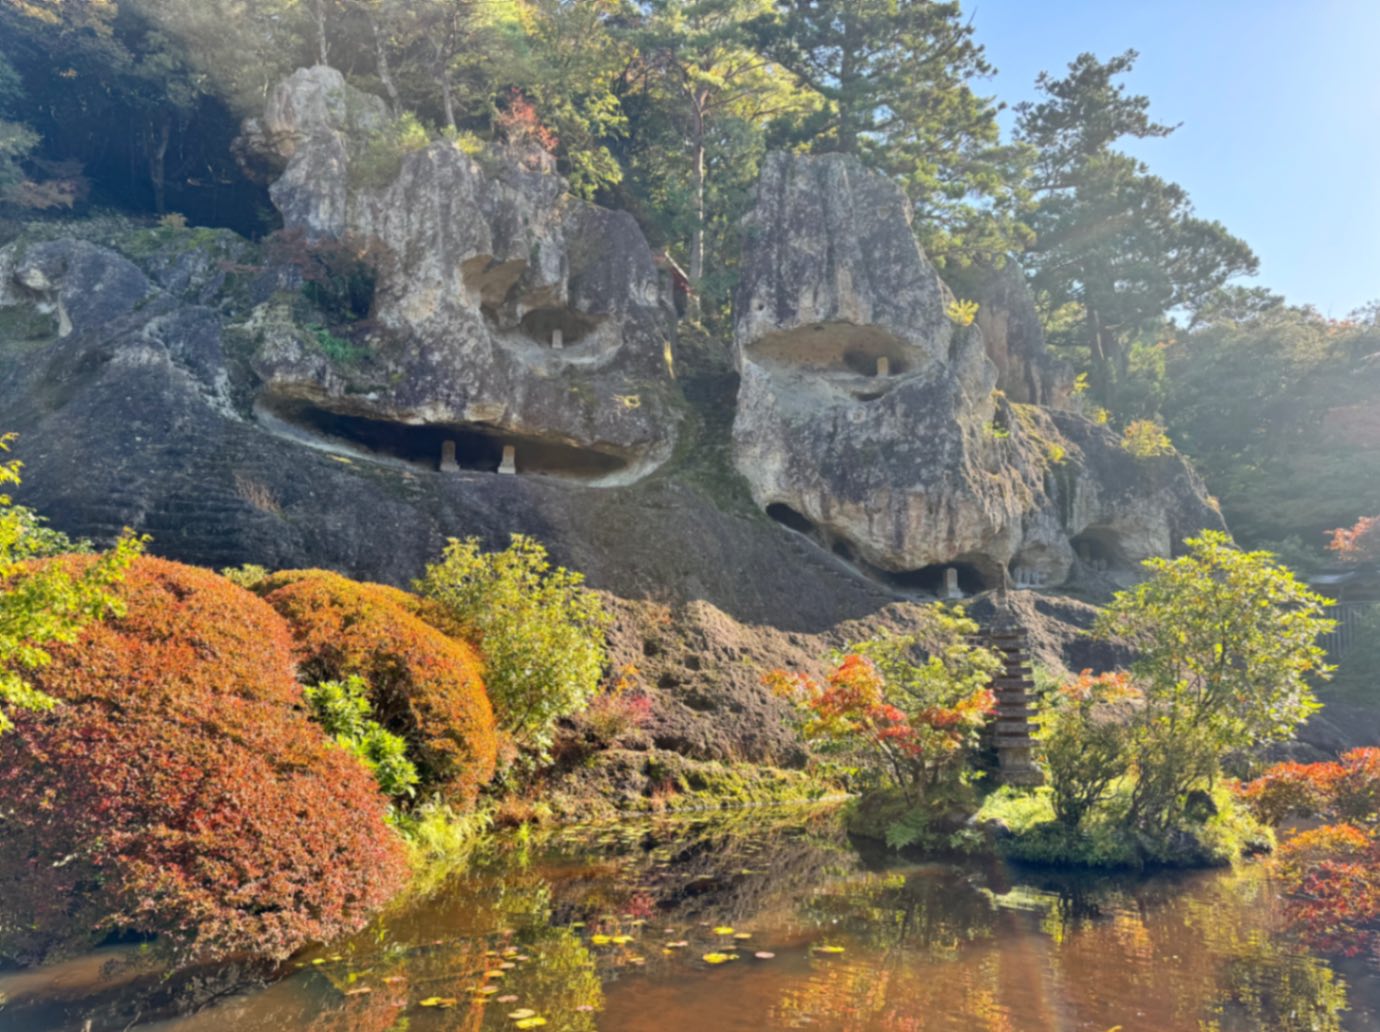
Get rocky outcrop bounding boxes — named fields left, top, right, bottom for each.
left=240, top=66, right=677, bottom=483
left=732, top=152, right=1223, bottom=592
left=948, top=259, right=1073, bottom=407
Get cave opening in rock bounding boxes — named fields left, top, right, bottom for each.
left=259, top=398, right=631, bottom=480
left=882, top=561, right=997, bottom=596
left=747, top=323, right=911, bottom=377
left=766, top=502, right=817, bottom=536
left=1070, top=528, right=1129, bottom=573
left=519, top=307, right=602, bottom=348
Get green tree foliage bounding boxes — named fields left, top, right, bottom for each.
left=1162, top=300, right=1380, bottom=551
left=617, top=0, right=807, bottom=321
left=0, top=51, right=39, bottom=191
left=416, top=534, right=611, bottom=757
left=0, top=434, right=144, bottom=732
left=305, top=674, right=421, bottom=799
left=1095, top=531, right=1333, bottom=833
left=760, top=0, right=1026, bottom=265
left=1037, top=670, right=1135, bottom=830
left=1016, top=51, right=1258, bottom=407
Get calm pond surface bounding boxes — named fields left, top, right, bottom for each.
left=4, top=804, right=1377, bottom=1032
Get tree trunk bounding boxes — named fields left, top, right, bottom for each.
left=370, top=14, right=400, bottom=115
left=314, top=0, right=330, bottom=65
left=838, top=12, right=859, bottom=154
left=434, top=33, right=456, bottom=130
left=687, top=92, right=706, bottom=324
left=149, top=115, right=170, bottom=214
left=441, top=79, right=457, bottom=131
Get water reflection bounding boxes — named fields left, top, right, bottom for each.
left=0, top=805, right=1364, bottom=1031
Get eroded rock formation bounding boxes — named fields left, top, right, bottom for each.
left=732, top=152, right=1223, bottom=591
left=241, top=65, right=678, bottom=483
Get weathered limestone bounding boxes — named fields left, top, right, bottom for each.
left=733, top=152, right=1224, bottom=593
left=240, top=66, right=677, bottom=484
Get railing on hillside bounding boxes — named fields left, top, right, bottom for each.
left=1323, top=602, right=1380, bottom=660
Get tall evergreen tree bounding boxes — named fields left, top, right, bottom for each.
left=759, top=0, right=1025, bottom=265
left=1016, top=51, right=1258, bottom=405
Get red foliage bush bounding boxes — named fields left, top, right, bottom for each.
left=1242, top=748, right=1380, bottom=955
left=0, top=557, right=409, bottom=967
left=260, top=570, right=497, bottom=805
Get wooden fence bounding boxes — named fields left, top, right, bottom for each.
left=1322, top=602, right=1380, bottom=660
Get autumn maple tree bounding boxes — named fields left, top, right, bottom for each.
left=1328, top=515, right=1380, bottom=565
left=767, top=605, right=999, bottom=803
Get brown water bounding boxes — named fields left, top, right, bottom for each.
left=2, top=805, right=1375, bottom=1032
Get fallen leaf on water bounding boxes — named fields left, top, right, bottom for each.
left=497, top=994, right=519, bottom=1003
left=713, top=926, right=735, bottom=936
left=344, top=987, right=373, bottom=997
left=508, top=1009, right=537, bottom=1020
left=813, top=945, right=845, bottom=955
left=611, top=935, right=633, bottom=945
left=514, top=1019, right=547, bottom=1030
left=419, top=997, right=458, bottom=1008
left=484, top=970, right=506, bottom=979
left=754, top=952, right=775, bottom=959
left=702, top=952, right=738, bottom=965
left=733, top=933, right=752, bottom=940
left=590, top=934, right=612, bottom=945
left=666, top=941, right=689, bottom=949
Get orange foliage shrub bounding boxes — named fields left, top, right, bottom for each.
left=0, top=557, right=408, bottom=967
left=1328, top=514, right=1380, bottom=565
left=260, top=570, right=497, bottom=805
left=1241, top=748, right=1380, bottom=955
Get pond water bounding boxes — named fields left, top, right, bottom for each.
left=3, top=804, right=1377, bottom=1031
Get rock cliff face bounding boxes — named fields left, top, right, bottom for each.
left=0, top=77, right=1233, bottom=774
left=242, top=66, right=677, bottom=483
left=732, top=152, right=1222, bottom=591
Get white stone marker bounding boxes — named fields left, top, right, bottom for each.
left=943, top=566, right=963, bottom=599
left=876, top=355, right=890, bottom=377
left=440, top=440, right=459, bottom=473
left=552, top=327, right=564, bottom=350
left=498, top=444, right=517, bottom=475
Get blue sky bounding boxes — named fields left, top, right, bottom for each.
left=969, top=0, right=1380, bottom=315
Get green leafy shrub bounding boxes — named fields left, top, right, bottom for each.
left=350, top=112, right=431, bottom=189
left=1096, top=531, right=1333, bottom=835
left=220, top=562, right=269, bottom=589
left=309, top=323, right=365, bottom=364
left=1037, top=670, right=1136, bottom=829
left=1, top=433, right=143, bottom=731
left=0, top=557, right=408, bottom=966
left=261, top=569, right=498, bottom=806
left=306, top=675, right=420, bottom=800
left=416, top=534, right=610, bottom=758
left=1120, top=418, right=1174, bottom=457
